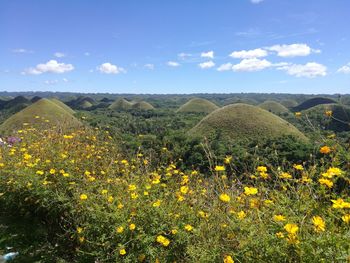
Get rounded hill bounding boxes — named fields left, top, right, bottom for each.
left=108, top=98, right=133, bottom=110
left=293, top=97, right=337, bottom=112
left=189, top=103, right=307, bottom=141
left=304, top=103, right=350, bottom=132
left=177, top=98, right=219, bottom=113
left=49, top=98, right=75, bottom=114
left=132, top=101, right=154, bottom=110
left=280, top=99, right=298, bottom=108
left=259, top=100, right=290, bottom=115
left=0, top=98, right=82, bottom=134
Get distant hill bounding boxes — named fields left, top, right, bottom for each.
left=30, top=96, right=42, bottom=103
left=177, top=98, right=219, bottom=113
left=0, top=98, right=82, bottom=134
left=304, top=103, right=350, bottom=132
left=222, top=97, right=258, bottom=106
left=0, top=96, right=31, bottom=110
left=67, top=96, right=95, bottom=109
left=189, top=103, right=307, bottom=142
left=108, top=98, right=133, bottom=110
left=259, top=101, right=290, bottom=115
left=293, top=97, right=337, bottom=112
left=280, top=99, right=298, bottom=108
left=132, top=101, right=154, bottom=110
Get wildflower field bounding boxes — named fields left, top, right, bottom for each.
left=0, top=113, right=349, bottom=262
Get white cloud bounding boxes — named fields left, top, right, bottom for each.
left=97, top=62, right=126, bottom=74
left=251, top=0, right=264, bottom=3
left=267, top=43, right=319, bottom=57
left=201, top=51, right=214, bottom=59
left=178, top=53, right=192, bottom=60
left=62, top=78, right=69, bottom=82
left=278, top=62, right=327, bottom=78
left=54, top=52, right=66, bottom=58
left=84, top=52, right=90, bottom=56
left=232, top=58, right=272, bottom=72
left=12, top=48, right=33, bottom=54
left=144, top=63, right=155, bottom=70
left=337, top=63, right=350, bottom=74
left=167, top=61, right=180, bottom=67
left=22, top=60, right=74, bottom=75
left=44, top=79, right=58, bottom=85
left=217, top=63, right=233, bottom=72
left=198, top=61, right=215, bottom=69
left=229, top=48, right=267, bottom=59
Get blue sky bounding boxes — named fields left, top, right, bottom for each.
left=0, top=0, right=349, bottom=94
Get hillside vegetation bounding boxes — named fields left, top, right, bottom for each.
left=259, top=100, right=290, bottom=115
left=177, top=98, right=219, bottom=114
left=0, top=98, right=82, bottom=134
left=190, top=103, right=307, bottom=141
left=293, top=97, right=337, bottom=112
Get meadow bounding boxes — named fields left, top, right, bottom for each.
left=0, top=93, right=349, bottom=262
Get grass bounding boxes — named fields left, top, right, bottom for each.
left=293, top=97, right=337, bottom=112
left=0, top=98, right=82, bottom=134
left=189, top=103, right=307, bottom=141
left=49, top=98, right=75, bottom=114
left=177, top=98, right=219, bottom=114
left=259, top=100, right=290, bottom=115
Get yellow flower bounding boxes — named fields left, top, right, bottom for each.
left=223, top=255, right=234, bottom=263
left=237, top=211, right=246, bottom=219
left=341, top=214, right=350, bottom=224
left=116, top=226, right=124, bottom=233
left=180, top=186, right=189, bottom=194
left=273, top=214, right=286, bottom=222
left=119, top=248, right=126, bottom=255
left=107, top=196, right=114, bottom=203
left=312, top=216, right=326, bottom=232
left=36, top=170, right=44, bottom=175
left=295, top=112, right=302, bottom=117
left=77, top=227, right=83, bottom=234
left=219, top=193, right=231, bottom=203
left=224, top=156, right=232, bottom=164
left=325, top=110, right=332, bottom=117
left=293, top=164, right=304, bottom=170
left=279, top=172, right=292, bottom=179
left=156, top=235, right=170, bottom=247
left=214, top=165, right=225, bottom=172
left=153, top=200, right=161, bottom=207
left=284, top=223, right=298, bottom=235
left=131, top=192, right=139, bottom=199
left=275, top=232, right=284, bottom=238
left=80, top=194, right=88, bottom=200
left=244, top=187, right=258, bottom=196
left=171, top=229, right=178, bottom=235
left=257, top=166, right=267, bottom=172
left=79, top=236, right=85, bottom=243
left=117, top=203, right=124, bottom=209
left=320, top=146, right=331, bottom=154
left=101, top=189, right=108, bottom=195
left=129, top=223, right=136, bottom=231
left=128, top=184, right=137, bottom=191
left=322, top=167, right=343, bottom=178
left=331, top=198, right=350, bottom=209
left=318, top=178, right=333, bottom=188
left=184, top=224, right=193, bottom=232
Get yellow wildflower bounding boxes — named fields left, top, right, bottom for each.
left=273, top=214, right=286, bottom=222
left=320, top=146, right=331, bottom=154
left=116, top=226, right=124, bottom=233
left=312, top=216, right=326, bottom=232
left=341, top=214, right=350, bottom=224
left=214, top=165, right=225, bottom=172
left=244, top=187, right=258, bottom=196
left=331, top=198, right=350, bottom=209
left=284, top=223, right=298, bottom=235
left=119, top=248, right=126, bottom=255
left=184, top=224, right=193, bottom=231
left=129, top=223, right=136, bottom=231
left=219, top=193, right=231, bottom=203
left=156, top=235, right=170, bottom=247
left=153, top=200, right=161, bottom=207
left=318, top=178, right=333, bottom=188
left=80, top=194, right=88, bottom=200
left=293, top=164, right=304, bottom=170
left=279, top=172, right=292, bottom=179
left=223, top=255, right=234, bottom=263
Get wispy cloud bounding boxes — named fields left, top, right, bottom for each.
left=230, top=48, right=268, bottom=59
left=12, top=48, right=33, bottom=54
left=22, top=60, right=74, bottom=75
left=201, top=51, right=214, bottom=59
left=337, top=63, right=350, bottom=74
left=277, top=62, right=327, bottom=78
left=144, top=63, right=155, bottom=70
left=250, top=0, right=264, bottom=4
left=54, top=52, right=66, bottom=58
left=198, top=61, right=215, bottom=69
left=97, top=62, right=126, bottom=74
left=167, top=61, right=180, bottom=67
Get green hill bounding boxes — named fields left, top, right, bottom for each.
left=293, top=97, right=337, bottom=112
left=340, top=96, right=350, bottom=106
left=49, top=98, right=75, bottom=114
left=259, top=100, right=290, bottom=115
left=177, top=98, right=219, bottom=113
left=189, top=103, right=307, bottom=141
left=0, top=98, right=82, bottom=134
left=222, top=97, right=258, bottom=106
left=132, top=101, right=154, bottom=110
left=303, top=103, right=350, bottom=132
left=280, top=99, right=298, bottom=108
left=108, top=98, right=133, bottom=110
